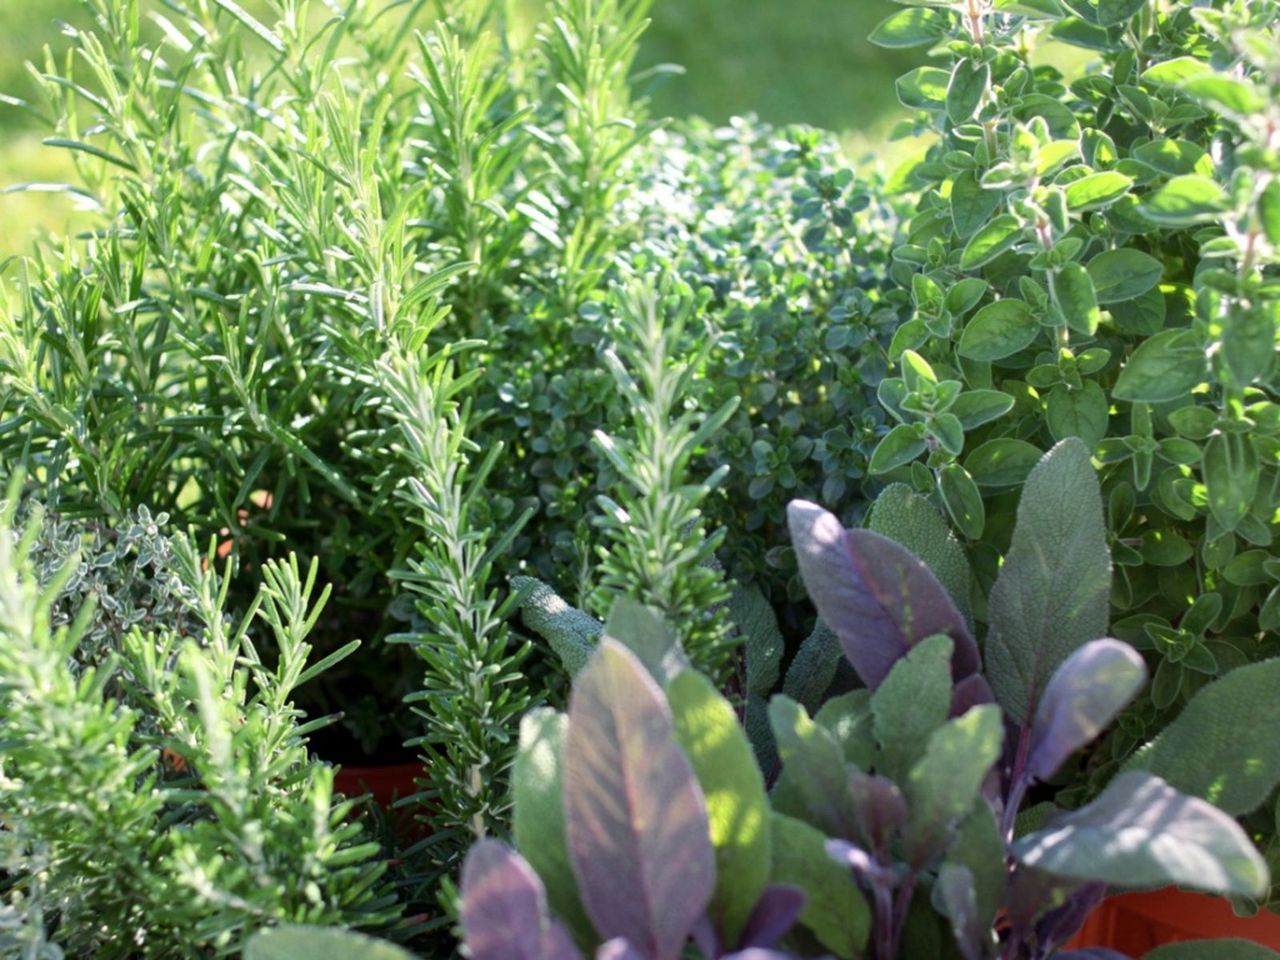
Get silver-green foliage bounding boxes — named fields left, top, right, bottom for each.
left=381, top=350, right=534, bottom=854
left=0, top=489, right=396, bottom=958
left=589, top=274, right=738, bottom=682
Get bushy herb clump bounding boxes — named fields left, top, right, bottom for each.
left=0, top=488, right=398, bottom=958
left=448, top=442, right=1278, bottom=960
left=864, top=0, right=1280, bottom=867
left=0, top=0, right=906, bottom=760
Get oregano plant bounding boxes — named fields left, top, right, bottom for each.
left=865, top=0, right=1280, bottom=880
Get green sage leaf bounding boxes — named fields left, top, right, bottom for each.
left=986, top=439, right=1111, bottom=724
left=669, top=670, right=771, bottom=944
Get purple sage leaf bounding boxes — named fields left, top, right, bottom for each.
left=460, top=839, right=550, bottom=960
left=737, top=885, right=807, bottom=949
left=933, top=864, right=985, bottom=960
left=689, top=914, right=719, bottom=960
left=723, top=952, right=802, bottom=960
left=1026, top=639, right=1146, bottom=784
left=595, top=940, right=645, bottom=960
left=1034, top=881, right=1106, bottom=952
left=787, top=500, right=978, bottom=689
left=950, top=673, right=995, bottom=718
left=545, top=922, right=585, bottom=960
left=848, top=772, right=908, bottom=853
left=564, top=639, right=716, bottom=960
left=826, top=839, right=899, bottom=890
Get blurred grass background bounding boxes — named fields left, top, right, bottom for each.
left=0, top=0, right=917, bottom=260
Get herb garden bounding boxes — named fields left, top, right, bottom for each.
left=1, top=0, right=1279, bottom=957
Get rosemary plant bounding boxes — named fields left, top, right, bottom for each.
left=0, top=483, right=398, bottom=958
left=380, top=350, right=534, bottom=865
left=590, top=274, right=739, bottom=682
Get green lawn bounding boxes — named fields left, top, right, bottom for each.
left=0, top=0, right=920, bottom=260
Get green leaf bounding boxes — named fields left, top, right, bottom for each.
left=1131, top=139, right=1210, bottom=177
left=947, top=60, right=989, bottom=125
left=869, top=483, right=973, bottom=618
left=946, top=277, right=991, bottom=315
left=1013, top=771, right=1269, bottom=897
left=669, top=670, right=771, bottom=944
left=958, top=299, right=1038, bottom=361
left=1140, top=175, right=1230, bottom=226
left=1051, top=16, right=1122, bottom=51
left=951, top=172, right=1003, bottom=240
left=1065, top=171, right=1133, bottom=210
left=769, top=812, right=870, bottom=956
left=1183, top=75, right=1265, bottom=115
left=513, top=709, right=593, bottom=946
left=601, top=597, right=688, bottom=687
left=1053, top=261, right=1100, bottom=335
left=872, top=635, right=955, bottom=783
left=212, top=0, right=287, bottom=52
left=41, top=137, right=138, bottom=173
left=964, top=438, right=1044, bottom=488
left=1036, top=139, right=1082, bottom=177
left=1203, top=433, right=1258, bottom=534
left=1141, top=57, right=1212, bottom=86
left=1096, top=0, right=1145, bottom=26
left=1126, top=660, right=1280, bottom=816
left=869, top=423, right=928, bottom=475
left=995, top=0, right=1064, bottom=16
left=905, top=704, right=1004, bottom=862
left=1141, top=530, right=1194, bottom=566
left=869, top=7, right=951, bottom=47
left=782, top=620, right=842, bottom=714
left=961, top=215, right=1024, bottom=269
left=1111, top=285, right=1167, bottom=336
left=512, top=576, right=600, bottom=676
left=1260, top=180, right=1280, bottom=246
left=945, top=805, right=1006, bottom=931
left=1113, top=329, right=1205, bottom=403
left=815, top=691, right=876, bottom=771
left=951, top=390, right=1014, bottom=430
left=1087, top=248, right=1163, bottom=304
left=1221, top=302, right=1277, bottom=388
left=1147, top=941, right=1280, bottom=960
left=769, top=696, right=858, bottom=839
left=245, top=927, right=416, bottom=960
left=939, top=463, right=986, bottom=541
left=730, top=584, right=784, bottom=696
left=933, top=864, right=983, bottom=959
left=1046, top=381, right=1109, bottom=450
left=986, top=439, right=1111, bottom=724
left=896, top=67, right=950, bottom=109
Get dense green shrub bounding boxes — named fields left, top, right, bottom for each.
left=0, top=2, right=910, bottom=948
left=491, top=117, right=909, bottom=606
left=865, top=0, right=1280, bottom=888
left=0, top=0, right=905, bottom=811
left=0, top=489, right=398, bottom=958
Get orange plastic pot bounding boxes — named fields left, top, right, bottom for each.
left=1065, top=889, right=1280, bottom=954
left=334, top=762, right=423, bottom=809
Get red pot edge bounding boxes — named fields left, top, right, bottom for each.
left=1066, top=887, right=1280, bottom=953
left=333, top=761, right=425, bottom=810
